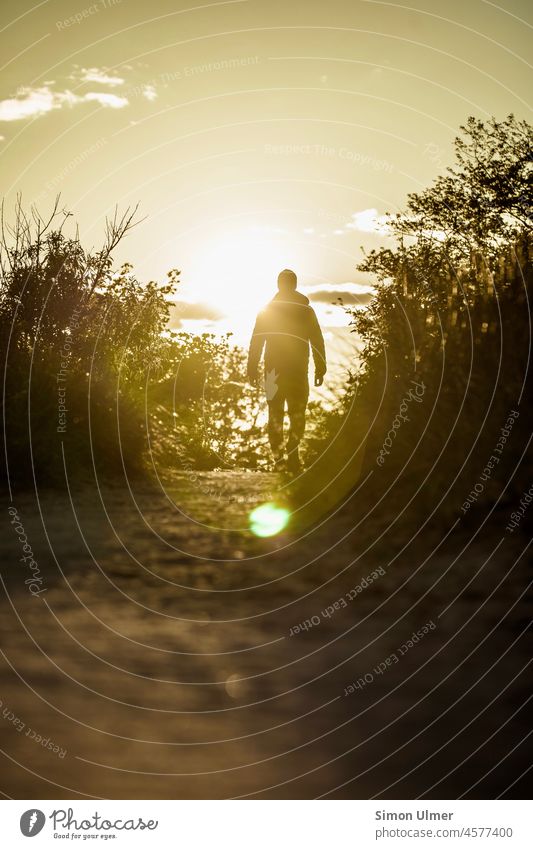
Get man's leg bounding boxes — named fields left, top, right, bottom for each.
left=286, top=379, right=309, bottom=472
left=267, top=392, right=286, bottom=465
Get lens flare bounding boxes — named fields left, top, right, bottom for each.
left=249, top=502, right=290, bottom=537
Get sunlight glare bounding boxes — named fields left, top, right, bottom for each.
left=249, top=502, right=290, bottom=537
left=184, top=229, right=303, bottom=341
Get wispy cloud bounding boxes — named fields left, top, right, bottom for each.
left=345, top=208, right=445, bottom=242
left=309, top=288, right=373, bottom=305
left=0, top=65, right=136, bottom=124
left=0, top=82, right=129, bottom=123
left=77, top=67, right=125, bottom=87
left=305, top=281, right=374, bottom=306
left=170, top=301, right=225, bottom=328
left=83, top=91, right=129, bottom=109
left=142, top=84, right=158, bottom=102
left=0, top=86, right=77, bottom=122
left=345, top=208, right=390, bottom=235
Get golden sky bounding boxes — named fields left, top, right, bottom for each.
left=1, top=0, right=531, bottom=368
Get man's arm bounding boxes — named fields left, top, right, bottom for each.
left=247, top=312, right=267, bottom=380
left=309, top=308, right=327, bottom=384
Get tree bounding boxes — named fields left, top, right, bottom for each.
left=296, top=116, right=532, bottom=526
left=390, top=115, right=532, bottom=258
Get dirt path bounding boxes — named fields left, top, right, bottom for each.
left=1, top=472, right=530, bottom=798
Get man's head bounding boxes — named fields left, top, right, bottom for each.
left=277, top=268, right=297, bottom=293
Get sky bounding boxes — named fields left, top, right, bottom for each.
left=1, top=0, right=531, bottom=385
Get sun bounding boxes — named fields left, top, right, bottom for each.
left=182, top=227, right=305, bottom=341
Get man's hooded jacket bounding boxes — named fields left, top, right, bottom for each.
left=247, top=290, right=326, bottom=381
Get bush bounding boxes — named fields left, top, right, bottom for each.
left=0, top=199, right=175, bottom=490
left=292, top=116, right=533, bottom=529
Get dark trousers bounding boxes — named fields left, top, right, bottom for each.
left=266, top=374, right=309, bottom=453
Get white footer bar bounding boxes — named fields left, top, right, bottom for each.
left=1, top=799, right=530, bottom=848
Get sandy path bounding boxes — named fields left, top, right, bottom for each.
left=1, top=472, right=530, bottom=798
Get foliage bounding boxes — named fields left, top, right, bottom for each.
left=389, top=114, right=532, bottom=259
left=147, top=330, right=347, bottom=477
left=0, top=196, right=335, bottom=489
left=295, top=116, right=532, bottom=526
left=0, top=197, right=176, bottom=489
left=147, top=332, right=270, bottom=474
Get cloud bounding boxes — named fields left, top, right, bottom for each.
left=0, top=83, right=129, bottom=123
left=170, top=301, right=225, bottom=327
left=142, top=84, right=158, bottom=102
left=345, top=208, right=445, bottom=243
left=305, top=280, right=374, bottom=295
left=78, top=67, right=125, bottom=87
left=83, top=92, right=129, bottom=109
left=345, top=208, right=390, bottom=235
left=0, top=86, right=76, bottom=122
left=306, top=283, right=374, bottom=306
left=0, top=64, right=133, bottom=124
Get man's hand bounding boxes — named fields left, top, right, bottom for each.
left=314, top=372, right=325, bottom=387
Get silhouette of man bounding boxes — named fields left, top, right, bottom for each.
left=247, top=269, right=326, bottom=472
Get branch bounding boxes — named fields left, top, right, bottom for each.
left=90, top=203, right=143, bottom=293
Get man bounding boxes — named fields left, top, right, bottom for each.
left=247, top=268, right=326, bottom=472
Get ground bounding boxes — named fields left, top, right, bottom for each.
left=0, top=472, right=530, bottom=799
